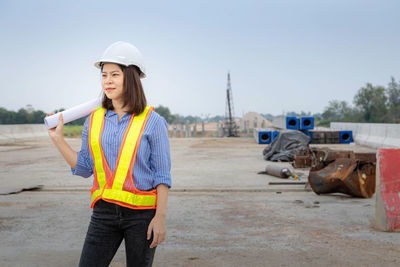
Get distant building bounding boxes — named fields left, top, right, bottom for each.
left=240, top=112, right=273, bottom=133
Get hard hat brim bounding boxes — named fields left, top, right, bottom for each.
left=94, top=60, right=146, bottom=78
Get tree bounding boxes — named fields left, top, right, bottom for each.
left=353, top=83, right=387, bottom=122
left=31, top=110, right=46, bottom=123
left=0, top=107, right=15, bottom=124
left=386, top=77, right=400, bottom=122
left=16, top=108, right=29, bottom=124
left=155, top=105, right=175, bottom=124
left=321, top=100, right=354, bottom=121
left=0, top=106, right=47, bottom=124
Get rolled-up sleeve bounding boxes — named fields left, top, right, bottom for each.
left=149, top=115, right=172, bottom=188
left=71, top=116, right=94, bottom=178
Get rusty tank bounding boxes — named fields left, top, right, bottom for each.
left=308, top=158, right=376, bottom=198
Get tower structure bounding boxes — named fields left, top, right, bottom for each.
left=224, top=72, right=238, bottom=137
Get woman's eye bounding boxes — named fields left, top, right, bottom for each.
left=112, top=73, right=119, bottom=77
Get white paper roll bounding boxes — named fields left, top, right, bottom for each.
left=44, top=97, right=103, bottom=129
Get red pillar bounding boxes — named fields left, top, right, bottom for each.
left=374, top=148, right=400, bottom=231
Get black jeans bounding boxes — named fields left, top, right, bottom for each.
left=79, top=200, right=156, bottom=267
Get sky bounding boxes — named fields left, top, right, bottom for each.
left=1, top=0, right=399, bottom=118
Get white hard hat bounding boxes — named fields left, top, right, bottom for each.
left=94, top=41, right=146, bottom=78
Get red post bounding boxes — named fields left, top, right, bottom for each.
left=374, top=148, right=400, bottom=231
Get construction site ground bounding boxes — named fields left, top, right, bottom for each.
left=1, top=137, right=399, bottom=267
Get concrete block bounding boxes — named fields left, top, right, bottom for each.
left=383, top=124, right=400, bottom=148
left=286, top=117, right=300, bottom=130
left=374, top=148, right=400, bottom=231
left=339, top=131, right=353, bottom=144
left=354, top=123, right=371, bottom=148
left=364, top=124, right=386, bottom=148
left=300, top=117, right=314, bottom=130
left=272, top=116, right=300, bottom=130
left=272, top=116, right=286, bottom=129
left=253, top=128, right=271, bottom=144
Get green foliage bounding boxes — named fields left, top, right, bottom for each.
left=0, top=106, right=47, bottom=124
left=320, top=77, right=400, bottom=124
left=353, top=83, right=387, bottom=122
left=386, top=77, right=400, bottom=122
left=63, top=125, right=84, bottom=138
left=320, top=100, right=357, bottom=125
left=155, top=105, right=176, bottom=124
left=155, top=106, right=206, bottom=124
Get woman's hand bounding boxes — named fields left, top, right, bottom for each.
left=147, top=214, right=166, bottom=248
left=46, top=113, right=64, bottom=142
left=148, top=184, right=168, bottom=248
left=45, top=113, right=78, bottom=169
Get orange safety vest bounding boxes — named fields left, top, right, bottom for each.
left=88, top=105, right=157, bottom=209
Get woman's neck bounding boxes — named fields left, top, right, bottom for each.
left=112, top=99, right=123, bottom=112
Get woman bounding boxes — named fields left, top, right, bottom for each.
left=47, top=41, right=171, bottom=267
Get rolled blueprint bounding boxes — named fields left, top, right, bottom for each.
left=44, top=97, right=103, bottom=129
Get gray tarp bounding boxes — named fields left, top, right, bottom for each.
left=263, top=130, right=310, bottom=161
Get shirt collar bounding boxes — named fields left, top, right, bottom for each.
left=105, top=109, right=132, bottom=120
left=105, top=109, right=117, bottom=118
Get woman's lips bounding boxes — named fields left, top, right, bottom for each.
left=106, top=88, right=115, bottom=92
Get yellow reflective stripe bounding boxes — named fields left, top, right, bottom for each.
left=112, top=106, right=151, bottom=191
left=91, top=189, right=102, bottom=203
left=102, top=189, right=156, bottom=207
left=90, top=108, right=107, bottom=191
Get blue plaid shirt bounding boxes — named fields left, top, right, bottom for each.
left=71, top=109, right=171, bottom=190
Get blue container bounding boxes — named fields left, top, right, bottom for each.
left=340, top=131, right=353, bottom=144
left=300, top=117, right=314, bottom=130
left=258, top=131, right=272, bottom=144
left=301, top=130, right=313, bottom=142
left=286, top=117, right=300, bottom=130
left=272, top=131, right=280, bottom=141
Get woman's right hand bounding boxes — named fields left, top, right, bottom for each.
left=46, top=113, right=64, bottom=142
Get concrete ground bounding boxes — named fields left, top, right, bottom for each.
left=1, top=137, right=399, bottom=267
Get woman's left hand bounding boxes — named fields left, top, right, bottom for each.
left=147, top=214, right=166, bottom=248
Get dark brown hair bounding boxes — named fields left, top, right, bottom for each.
left=101, top=64, right=147, bottom=115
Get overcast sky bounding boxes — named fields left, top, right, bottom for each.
left=1, top=0, right=399, bottom=117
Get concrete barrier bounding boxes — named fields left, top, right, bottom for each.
left=331, top=122, right=400, bottom=148
left=365, top=124, right=387, bottom=148
left=383, top=124, right=400, bottom=147
left=357, top=123, right=370, bottom=146
left=374, top=148, right=400, bottom=231
left=0, top=124, right=48, bottom=143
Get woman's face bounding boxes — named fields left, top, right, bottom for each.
left=102, top=63, right=124, bottom=102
